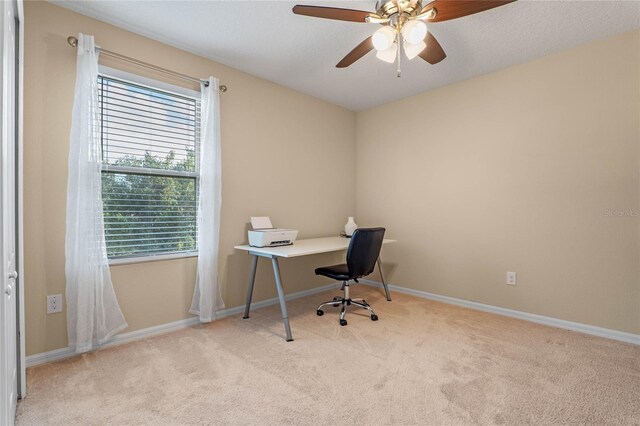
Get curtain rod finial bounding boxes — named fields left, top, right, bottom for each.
left=67, top=36, right=78, bottom=47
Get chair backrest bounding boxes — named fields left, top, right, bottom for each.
left=346, top=227, right=386, bottom=280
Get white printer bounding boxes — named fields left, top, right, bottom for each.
left=248, top=216, right=298, bottom=248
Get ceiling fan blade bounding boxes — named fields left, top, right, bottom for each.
left=421, top=0, right=516, bottom=23
left=292, top=5, right=374, bottom=23
left=336, top=37, right=374, bottom=68
left=418, top=31, right=446, bottom=64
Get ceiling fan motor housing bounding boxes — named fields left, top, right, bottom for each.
left=375, top=0, right=423, bottom=20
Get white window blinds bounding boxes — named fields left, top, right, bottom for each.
left=98, top=75, right=200, bottom=258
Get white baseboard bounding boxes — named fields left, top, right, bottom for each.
left=26, top=282, right=339, bottom=367
left=29, top=278, right=636, bottom=368
left=361, top=279, right=640, bottom=346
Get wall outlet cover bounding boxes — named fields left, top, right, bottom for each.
left=506, top=272, right=517, bottom=286
left=47, top=294, right=63, bottom=314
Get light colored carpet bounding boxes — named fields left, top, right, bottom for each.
left=16, top=287, right=640, bottom=425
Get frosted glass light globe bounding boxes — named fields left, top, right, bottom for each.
left=372, top=26, right=396, bottom=51
left=402, top=20, right=427, bottom=45
left=376, top=43, right=397, bottom=63
left=403, top=40, right=426, bottom=60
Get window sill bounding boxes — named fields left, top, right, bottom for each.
left=109, top=251, right=198, bottom=266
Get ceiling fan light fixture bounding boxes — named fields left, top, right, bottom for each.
left=372, top=26, right=396, bottom=51
left=375, top=43, right=397, bottom=63
left=293, top=0, right=517, bottom=71
left=401, top=19, right=427, bottom=45
left=403, top=40, right=426, bottom=60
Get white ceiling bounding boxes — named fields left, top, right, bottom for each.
left=51, top=0, right=640, bottom=111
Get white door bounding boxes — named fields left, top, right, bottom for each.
left=0, top=0, right=18, bottom=424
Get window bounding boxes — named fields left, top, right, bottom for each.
left=98, top=73, right=200, bottom=260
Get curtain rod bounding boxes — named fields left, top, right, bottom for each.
left=66, top=36, right=227, bottom=93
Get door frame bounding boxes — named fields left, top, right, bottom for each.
left=0, top=0, right=23, bottom=422
left=15, top=0, right=25, bottom=400
left=5, top=0, right=25, bottom=401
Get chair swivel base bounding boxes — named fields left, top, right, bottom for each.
left=316, top=296, right=378, bottom=326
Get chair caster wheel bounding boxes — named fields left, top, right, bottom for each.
left=333, top=297, right=340, bottom=307
left=339, top=319, right=347, bottom=326
left=371, top=314, right=378, bottom=321
left=317, top=310, right=324, bottom=316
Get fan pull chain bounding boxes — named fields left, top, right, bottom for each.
left=396, top=32, right=402, bottom=77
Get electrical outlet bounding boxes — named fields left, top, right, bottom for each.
left=506, top=272, right=517, bottom=286
left=47, top=294, right=63, bottom=314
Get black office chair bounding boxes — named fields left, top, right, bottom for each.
left=315, top=227, right=385, bottom=326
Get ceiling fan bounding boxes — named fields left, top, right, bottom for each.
left=292, top=0, right=516, bottom=76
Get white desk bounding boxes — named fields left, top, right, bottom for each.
left=234, top=236, right=395, bottom=341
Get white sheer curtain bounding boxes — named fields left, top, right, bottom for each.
left=190, top=77, right=224, bottom=322
left=65, top=34, right=127, bottom=353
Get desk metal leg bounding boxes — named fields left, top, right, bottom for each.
left=271, top=257, right=293, bottom=342
left=243, top=255, right=259, bottom=319
left=377, top=257, right=392, bottom=301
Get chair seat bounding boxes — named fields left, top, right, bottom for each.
left=314, top=263, right=350, bottom=281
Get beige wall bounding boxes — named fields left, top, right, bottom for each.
left=356, top=30, right=640, bottom=334
left=24, top=2, right=356, bottom=355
